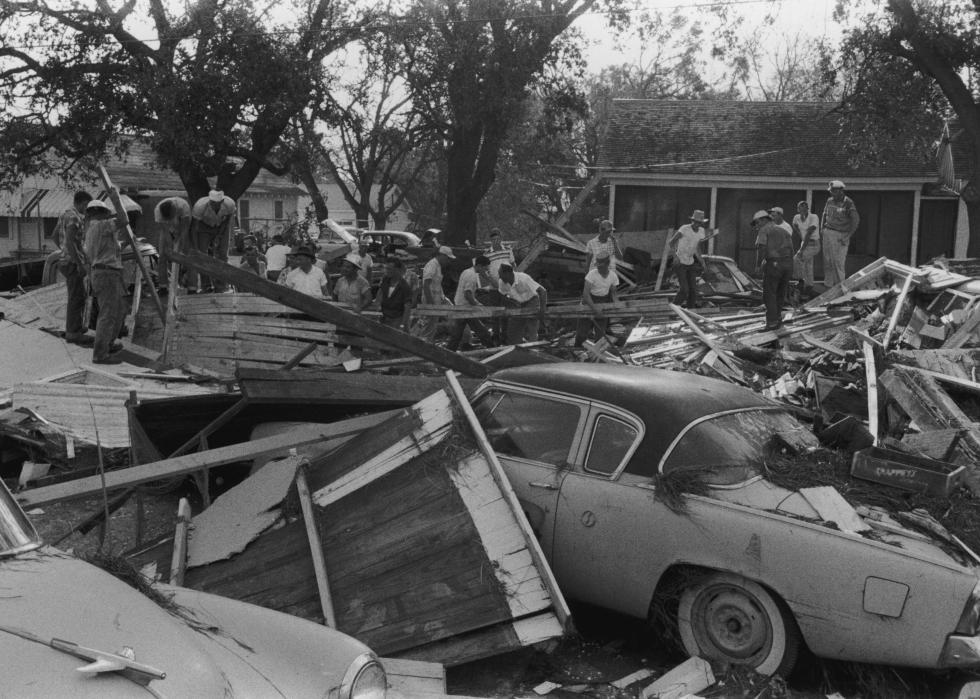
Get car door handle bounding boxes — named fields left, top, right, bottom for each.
left=529, top=481, right=558, bottom=490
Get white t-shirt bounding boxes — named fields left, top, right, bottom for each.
left=775, top=220, right=793, bottom=237
left=585, top=268, right=619, bottom=297
left=265, top=244, right=291, bottom=272
left=454, top=267, right=484, bottom=306
left=422, top=257, right=445, bottom=302
left=499, top=272, right=542, bottom=304
left=792, top=213, right=821, bottom=243
left=283, top=266, right=328, bottom=298
left=674, top=224, right=707, bottom=265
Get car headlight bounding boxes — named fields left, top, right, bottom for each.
left=955, top=580, right=980, bottom=635
left=340, top=652, right=386, bottom=699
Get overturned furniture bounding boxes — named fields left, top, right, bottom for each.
left=130, top=381, right=569, bottom=666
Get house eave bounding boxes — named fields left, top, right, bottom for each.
left=599, top=170, right=936, bottom=190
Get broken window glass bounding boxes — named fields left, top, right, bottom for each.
left=473, top=390, right=581, bottom=466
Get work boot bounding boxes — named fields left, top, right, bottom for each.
left=65, top=333, right=94, bottom=346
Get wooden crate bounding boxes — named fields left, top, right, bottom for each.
left=851, top=446, right=965, bottom=497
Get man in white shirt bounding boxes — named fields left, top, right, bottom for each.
left=584, top=219, right=623, bottom=270
left=188, top=190, right=237, bottom=292
left=265, top=234, right=291, bottom=281
left=416, top=245, right=455, bottom=342
left=447, top=255, right=495, bottom=351
left=574, top=252, right=619, bottom=347
left=666, top=209, right=718, bottom=308
left=498, top=264, right=547, bottom=344
left=282, top=245, right=329, bottom=298
left=484, top=228, right=515, bottom=282
left=791, top=201, right=821, bottom=295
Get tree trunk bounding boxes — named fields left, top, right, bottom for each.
left=443, top=124, right=502, bottom=245
left=371, top=211, right=388, bottom=230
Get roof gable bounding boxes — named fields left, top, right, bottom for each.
left=598, top=100, right=936, bottom=179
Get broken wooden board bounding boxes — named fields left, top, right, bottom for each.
left=889, top=349, right=980, bottom=379
left=130, top=388, right=566, bottom=666
left=804, top=257, right=888, bottom=310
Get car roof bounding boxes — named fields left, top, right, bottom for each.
left=489, top=364, right=776, bottom=475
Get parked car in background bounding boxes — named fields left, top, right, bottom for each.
left=0, top=481, right=387, bottom=697
left=472, top=363, right=980, bottom=676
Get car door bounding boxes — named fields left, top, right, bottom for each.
left=552, top=404, right=655, bottom=613
left=471, top=386, right=588, bottom=559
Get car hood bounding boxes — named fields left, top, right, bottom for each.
left=1, top=548, right=244, bottom=697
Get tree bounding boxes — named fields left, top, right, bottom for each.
left=393, top=0, right=615, bottom=245
left=0, top=0, right=368, bottom=201
left=834, top=0, right=978, bottom=251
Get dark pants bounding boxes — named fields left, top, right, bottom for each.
left=672, top=261, right=700, bottom=307
left=575, top=293, right=613, bottom=346
left=763, top=257, right=793, bottom=327
left=187, top=224, right=229, bottom=291
left=90, top=268, right=126, bottom=360
left=476, top=289, right=506, bottom=344
left=267, top=271, right=282, bottom=282
left=60, top=260, right=88, bottom=338
left=447, top=316, right=494, bottom=351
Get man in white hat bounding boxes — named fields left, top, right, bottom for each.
left=821, top=180, right=860, bottom=288
left=332, top=253, right=372, bottom=312
left=188, top=189, right=237, bottom=292
left=753, top=209, right=794, bottom=330
left=416, top=245, right=456, bottom=342
left=585, top=219, right=623, bottom=271
left=666, top=209, right=719, bottom=308
left=82, top=199, right=128, bottom=364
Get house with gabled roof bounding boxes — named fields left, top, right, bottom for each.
left=597, top=100, right=961, bottom=276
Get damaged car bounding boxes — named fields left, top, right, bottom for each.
left=473, top=363, right=980, bottom=675
left=0, top=481, right=387, bottom=698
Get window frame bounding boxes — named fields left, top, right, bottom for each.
left=581, top=407, right=644, bottom=478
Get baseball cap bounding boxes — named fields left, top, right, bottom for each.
left=208, top=190, right=225, bottom=203
left=437, top=245, right=456, bottom=259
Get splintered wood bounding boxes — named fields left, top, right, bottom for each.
left=129, top=388, right=566, bottom=666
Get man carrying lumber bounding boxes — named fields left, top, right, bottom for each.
left=55, top=190, right=94, bottom=346
left=754, top=209, right=794, bottom=331
left=447, top=255, right=495, bottom=351
left=498, top=264, right=547, bottom=344
left=666, top=209, right=718, bottom=309
left=82, top=199, right=128, bottom=364
left=574, top=251, right=619, bottom=347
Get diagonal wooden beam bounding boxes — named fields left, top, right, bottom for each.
left=167, top=249, right=490, bottom=378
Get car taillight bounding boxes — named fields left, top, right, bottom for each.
left=955, top=581, right=980, bottom=635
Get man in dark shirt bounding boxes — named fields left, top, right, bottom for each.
left=754, top=209, right=794, bottom=330
left=56, top=190, right=94, bottom=345
left=376, top=257, right=413, bottom=330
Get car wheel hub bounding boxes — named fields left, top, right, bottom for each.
left=698, top=588, right=772, bottom=661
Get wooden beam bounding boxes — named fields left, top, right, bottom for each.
left=169, top=497, right=191, bottom=586
left=670, top=304, right=741, bottom=374
left=296, top=466, right=337, bottom=627
left=444, top=371, right=571, bottom=630
left=555, top=175, right=601, bottom=228
left=167, top=250, right=489, bottom=378
left=96, top=166, right=166, bottom=323
left=16, top=411, right=395, bottom=508
left=167, top=396, right=249, bottom=459
left=863, top=341, right=879, bottom=446
left=516, top=234, right=550, bottom=273
left=882, top=271, right=914, bottom=351
left=653, top=228, right=673, bottom=291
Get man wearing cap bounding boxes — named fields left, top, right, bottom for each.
left=574, top=251, right=619, bottom=347
left=821, top=180, right=860, bottom=287
left=666, top=209, right=718, bottom=308
left=753, top=210, right=794, bottom=330
left=238, top=245, right=267, bottom=279
left=53, top=190, right=94, bottom=345
left=770, top=207, right=792, bottom=236
left=332, top=254, right=372, bottom=312
left=153, top=196, right=191, bottom=290
left=282, top=244, right=329, bottom=298
left=82, top=199, right=128, bottom=364
left=188, top=190, right=237, bottom=292
left=447, top=256, right=495, bottom=351
left=792, top=200, right=821, bottom=295
left=416, top=245, right=455, bottom=342
left=585, top=219, right=623, bottom=271
left=498, top=264, right=547, bottom=344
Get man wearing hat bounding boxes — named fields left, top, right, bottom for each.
left=416, top=245, right=456, bottom=342
left=281, top=244, right=329, bottom=298
left=332, top=253, right=372, bottom=312
left=498, top=264, right=547, bottom=344
left=769, top=206, right=792, bottom=237
left=153, top=196, right=191, bottom=291
left=821, top=180, right=860, bottom=287
left=574, top=250, right=619, bottom=347
left=666, top=209, right=719, bottom=308
left=447, top=255, right=495, bottom=351
left=753, top=209, right=794, bottom=330
left=585, top=219, right=623, bottom=271
left=82, top=199, right=128, bottom=364
left=188, top=190, right=237, bottom=292
left=54, top=190, right=94, bottom=345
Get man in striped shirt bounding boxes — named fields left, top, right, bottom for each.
left=585, top=219, right=623, bottom=271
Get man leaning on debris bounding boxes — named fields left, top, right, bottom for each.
left=821, top=180, right=860, bottom=288
left=497, top=264, right=547, bottom=344
left=574, top=250, right=619, bottom=347
left=55, top=190, right=94, bottom=346
left=188, top=189, right=237, bottom=293
left=82, top=200, right=127, bottom=364
left=153, top=195, right=191, bottom=291
left=754, top=209, right=794, bottom=331
left=447, top=255, right=495, bottom=352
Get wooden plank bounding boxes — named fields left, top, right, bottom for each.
left=445, top=371, right=571, bottom=629
left=882, top=271, right=914, bottom=351
left=804, top=257, right=888, bottom=309
left=863, top=341, right=879, bottom=446
left=555, top=175, right=601, bottom=228
left=944, top=308, right=980, bottom=349
left=169, top=497, right=191, bottom=586
left=653, top=228, right=673, bottom=291
left=169, top=250, right=489, bottom=378
left=382, top=657, right=446, bottom=695
left=17, top=411, right=395, bottom=507
left=670, top=304, right=740, bottom=374
left=515, top=234, right=550, bottom=273
left=296, top=466, right=337, bottom=627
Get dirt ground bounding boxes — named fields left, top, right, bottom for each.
left=25, top=486, right=974, bottom=699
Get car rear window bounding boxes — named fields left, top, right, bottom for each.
left=474, top=390, right=582, bottom=467
left=584, top=415, right=639, bottom=476
left=662, top=409, right=819, bottom=485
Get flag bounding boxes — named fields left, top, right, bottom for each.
left=938, top=122, right=957, bottom=192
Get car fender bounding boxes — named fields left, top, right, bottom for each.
left=162, top=584, right=380, bottom=698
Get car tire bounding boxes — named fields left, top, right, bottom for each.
left=677, top=572, right=800, bottom=676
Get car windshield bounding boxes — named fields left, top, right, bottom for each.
left=662, top=409, right=819, bottom=485
left=0, top=482, right=41, bottom=556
